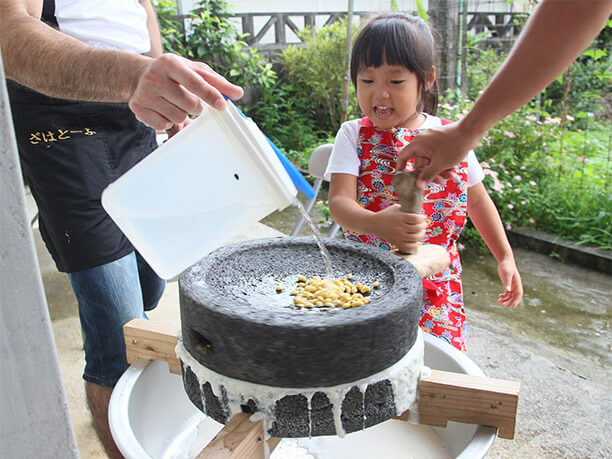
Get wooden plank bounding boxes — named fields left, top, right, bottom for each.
left=123, top=320, right=520, bottom=440
left=196, top=413, right=280, bottom=458
left=417, top=369, right=520, bottom=439
left=395, top=244, right=450, bottom=278
left=274, top=14, right=286, bottom=45
left=123, top=319, right=181, bottom=374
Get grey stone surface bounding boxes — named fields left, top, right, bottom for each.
left=466, top=309, right=612, bottom=458
left=179, top=236, right=422, bottom=387
left=179, top=236, right=424, bottom=438
left=180, top=357, right=400, bottom=438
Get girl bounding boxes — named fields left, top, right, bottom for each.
left=325, top=13, right=523, bottom=351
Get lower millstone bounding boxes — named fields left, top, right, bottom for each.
left=177, top=330, right=424, bottom=438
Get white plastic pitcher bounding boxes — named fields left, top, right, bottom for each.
left=101, top=101, right=297, bottom=279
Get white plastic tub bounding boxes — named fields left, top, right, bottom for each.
left=101, top=101, right=297, bottom=280
left=109, top=334, right=496, bottom=458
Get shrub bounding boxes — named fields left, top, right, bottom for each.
left=276, top=19, right=361, bottom=133
left=438, top=98, right=611, bottom=250
left=153, top=0, right=275, bottom=91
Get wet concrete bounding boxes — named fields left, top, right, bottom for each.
left=462, top=247, right=611, bottom=372
left=507, top=227, right=612, bottom=274
left=467, top=309, right=612, bottom=458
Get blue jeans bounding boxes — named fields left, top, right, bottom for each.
left=68, top=252, right=165, bottom=387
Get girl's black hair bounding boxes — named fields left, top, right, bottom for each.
left=351, top=13, right=439, bottom=115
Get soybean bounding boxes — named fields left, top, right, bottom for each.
left=286, top=275, right=380, bottom=310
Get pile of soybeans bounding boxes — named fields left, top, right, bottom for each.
left=276, top=275, right=380, bottom=309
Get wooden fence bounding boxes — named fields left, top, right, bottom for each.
left=223, top=10, right=528, bottom=51
left=465, top=11, right=529, bottom=47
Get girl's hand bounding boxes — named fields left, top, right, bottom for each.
left=371, top=204, right=427, bottom=253
left=496, top=258, right=523, bottom=308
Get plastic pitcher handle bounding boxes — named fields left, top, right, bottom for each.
left=227, top=99, right=316, bottom=200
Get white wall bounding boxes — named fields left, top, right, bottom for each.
left=228, top=1, right=417, bottom=13
left=0, top=54, right=79, bottom=459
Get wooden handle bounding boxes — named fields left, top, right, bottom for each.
left=392, top=171, right=423, bottom=256
left=392, top=170, right=423, bottom=215
left=123, top=319, right=520, bottom=440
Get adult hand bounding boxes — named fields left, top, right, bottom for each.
left=397, top=121, right=481, bottom=189
left=129, top=53, right=244, bottom=131
left=165, top=118, right=191, bottom=139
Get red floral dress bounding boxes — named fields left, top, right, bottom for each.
left=343, top=117, right=469, bottom=351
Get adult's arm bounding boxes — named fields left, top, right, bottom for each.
left=0, top=0, right=243, bottom=130
left=398, top=0, right=612, bottom=188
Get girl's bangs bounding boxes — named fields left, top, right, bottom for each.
left=357, top=21, right=419, bottom=73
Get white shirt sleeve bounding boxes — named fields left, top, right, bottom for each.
left=466, top=150, right=485, bottom=187
left=324, top=119, right=361, bottom=181
left=55, top=0, right=151, bottom=53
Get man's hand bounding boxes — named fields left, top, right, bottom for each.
left=397, top=121, right=481, bottom=189
left=129, top=53, right=244, bottom=131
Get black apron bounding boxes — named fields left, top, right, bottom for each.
left=6, top=0, right=157, bottom=272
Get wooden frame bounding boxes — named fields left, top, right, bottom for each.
left=124, top=318, right=519, bottom=458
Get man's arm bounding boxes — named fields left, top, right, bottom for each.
left=0, top=0, right=243, bottom=130
left=459, top=0, right=612, bottom=142
left=398, top=0, right=612, bottom=188
left=0, top=0, right=148, bottom=102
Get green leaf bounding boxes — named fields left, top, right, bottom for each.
left=416, top=0, right=428, bottom=23
left=582, top=48, right=607, bottom=61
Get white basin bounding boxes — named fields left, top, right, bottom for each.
left=109, top=334, right=496, bottom=458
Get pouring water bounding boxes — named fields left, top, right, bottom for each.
left=293, top=198, right=335, bottom=279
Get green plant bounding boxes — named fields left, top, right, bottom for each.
left=462, top=32, right=507, bottom=101
left=153, top=0, right=275, bottom=91
left=277, top=19, right=361, bottom=133
left=247, top=81, right=325, bottom=164
left=438, top=95, right=612, bottom=250
left=549, top=251, right=563, bottom=261
left=154, top=0, right=186, bottom=54
left=437, top=16, right=612, bottom=251
left=540, top=20, right=612, bottom=123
